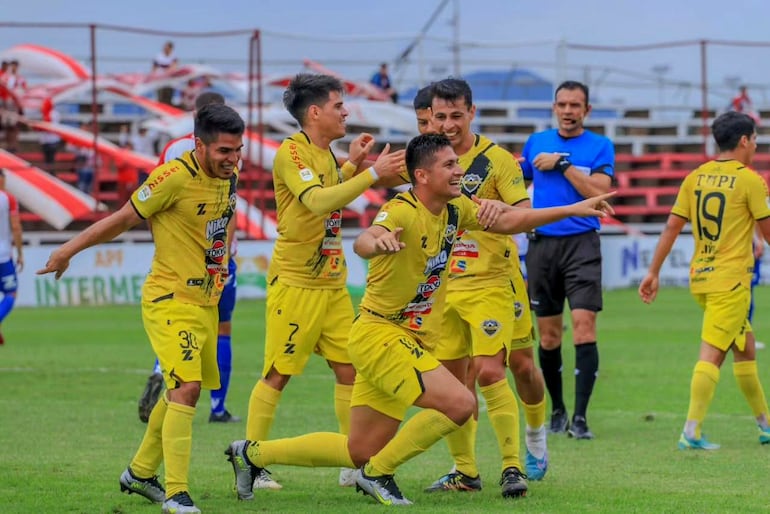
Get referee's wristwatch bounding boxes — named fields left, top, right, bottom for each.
left=555, top=157, right=571, bottom=173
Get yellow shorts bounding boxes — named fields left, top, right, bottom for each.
left=349, top=313, right=441, bottom=420
left=510, top=266, right=535, bottom=352
left=263, top=282, right=353, bottom=377
left=142, top=298, right=219, bottom=390
left=436, top=283, right=514, bottom=361
left=694, top=285, right=752, bottom=352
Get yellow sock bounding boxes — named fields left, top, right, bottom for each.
left=246, top=433, right=354, bottom=468
left=369, top=409, right=459, bottom=476
left=334, top=383, right=353, bottom=435
left=162, top=401, right=196, bottom=497
left=246, top=380, right=282, bottom=441
left=733, top=360, right=769, bottom=418
left=445, top=417, right=479, bottom=477
left=686, top=360, right=720, bottom=439
left=480, top=379, right=521, bottom=472
left=521, top=397, right=546, bottom=430
left=130, top=393, right=167, bottom=478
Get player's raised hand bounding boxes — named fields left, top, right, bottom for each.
left=372, top=144, right=407, bottom=179
left=638, top=273, right=659, bottom=304
left=569, top=191, right=616, bottom=218
left=348, top=133, right=375, bottom=167
left=37, top=249, right=70, bottom=280
left=375, top=227, right=406, bottom=254
left=472, top=195, right=508, bottom=230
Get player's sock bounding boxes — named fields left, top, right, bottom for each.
left=246, top=380, right=282, bottom=441
left=368, top=409, right=460, bottom=476
left=152, top=358, right=161, bottom=375
left=522, top=397, right=547, bottom=430
left=334, top=383, right=353, bottom=435
left=574, top=342, right=599, bottom=419
left=246, top=432, right=354, bottom=468
left=0, top=294, right=15, bottom=322
left=538, top=345, right=565, bottom=412
left=684, top=360, right=720, bottom=439
left=733, top=360, right=769, bottom=427
left=130, top=392, right=167, bottom=477
left=161, top=401, right=196, bottom=498
left=444, top=416, right=479, bottom=478
left=480, top=379, right=521, bottom=471
left=210, top=334, right=232, bottom=415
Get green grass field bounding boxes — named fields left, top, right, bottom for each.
left=3, top=287, right=770, bottom=513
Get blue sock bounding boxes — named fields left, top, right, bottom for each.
left=0, top=294, right=15, bottom=323
left=211, top=334, right=232, bottom=415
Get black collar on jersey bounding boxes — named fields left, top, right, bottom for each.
left=175, top=151, right=199, bottom=177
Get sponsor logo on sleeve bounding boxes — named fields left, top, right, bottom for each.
left=299, top=168, right=314, bottom=182
left=137, top=186, right=152, bottom=202
left=374, top=211, right=388, bottom=222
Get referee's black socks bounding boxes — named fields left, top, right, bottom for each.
left=574, top=342, right=599, bottom=420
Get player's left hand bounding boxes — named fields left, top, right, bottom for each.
left=15, top=253, right=23, bottom=273
left=374, top=227, right=406, bottom=254
left=569, top=191, right=616, bottom=218
left=37, top=249, right=70, bottom=280
left=472, top=195, right=507, bottom=230
left=348, top=133, right=375, bottom=167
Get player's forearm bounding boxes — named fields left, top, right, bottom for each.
left=300, top=169, right=377, bottom=215
left=59, top=206, right=140, bottom=260
left=10, top=219, right=22, bottom=257
left=490, top=204, right=572, bottom=234
left=647, top=222, right=680, bottom=275
left=564, top=169, right=611, bottom=198
left=353, top=231, right=382, bottom=259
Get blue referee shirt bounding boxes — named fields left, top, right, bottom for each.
left=520, top=129, right=614, bottom=236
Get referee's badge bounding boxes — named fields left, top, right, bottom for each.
left=482, top=319, right=500, bottom=336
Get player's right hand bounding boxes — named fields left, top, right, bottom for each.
left=638, top=273, right=659, bottom=304
left=374, top=227, right=406, bottom=254
left=36, top=249, right=70, bottom=280
left=570, top=191, right=616, bottom=218
left=372, top=144, right=407, bottom=179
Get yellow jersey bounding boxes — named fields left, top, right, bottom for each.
left=131, top=150, right=237, bottom=306
left=269, top=131, right=346, bottom=288
left=360, top=191, right=482, bottom=348
left=671, top=159, right=770, bottom=293
left=449, top=134, right=529, bottom=289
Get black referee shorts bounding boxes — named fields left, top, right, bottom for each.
left=525, top=231, right=602, bottom=317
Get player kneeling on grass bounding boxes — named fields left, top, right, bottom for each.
left=225, top=133, right=614, bottom=505
left=639, top=111, right=770, bottom=450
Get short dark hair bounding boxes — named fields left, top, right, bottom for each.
left=555, top=80, right=590, bottom=105
left=405, top=133, right=452, bottom=185
left=283, top=73, right=344, bottom=125
left=194, top=91, right=225, bottom=111
left=712, top=111, right=755, bottom=152
left=194, top=104, right=245, bottom=144
left=413, top=84, right=434, bottom=111
left=431, top=78, right=472, bottom=109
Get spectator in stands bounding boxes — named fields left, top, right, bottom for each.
left=0, top=168, right=23, bottom=345
left=152, top=41, right=178, bottom=106
left=731, top=85, right=760, bottom=124
left=639, top=110, right=770, bottom=450
left=39, top=98, right=62, bottom=169
left=117, top=124, right=131, bottom=148
left=520, top=80, right=615, bottom=440
left=370, top=62, right=398, bottom=103
left=181, top=76, right=213, bottom=112
left=73, top=123, right=96, bottom=195
left=2, top=60, right=26, bottom=153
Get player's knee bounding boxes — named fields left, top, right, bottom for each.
left=474, top=357, right=506, bottom=387
left=347, top=438, right=376, bottom=468
left=168, top=381, right=201, bottom=406
left=508, top=353, right=536, bottom=381
left=443, top=387, right=475, bottom=425
left=330, top=361, right=356, bottom=385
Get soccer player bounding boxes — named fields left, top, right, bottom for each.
left=38, top=104, right=245, bottom=514
left=225, top=133, right=614, bottom=506
left=242, top=73, right=406, bottom=489
left=520, top=80, right=614, bottom=439
left=639, top=111, right=770, bottom=449
left=423, top=78, right=547, bottom=497
left=138, top=91, right=242, bottom=424
left=0, top=168, right=23, bottom=344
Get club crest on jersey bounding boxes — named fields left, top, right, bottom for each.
left=514, top=301, right=523, bottom=319
left=137, top=185, right=152, bottom=202
left=461, top=173, right=483, bottom=194
left=444, top=224, right=457, bottom=245
left=482, top=319, right=501, bottom=336
left=229, top=193, right=237, bottom=211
